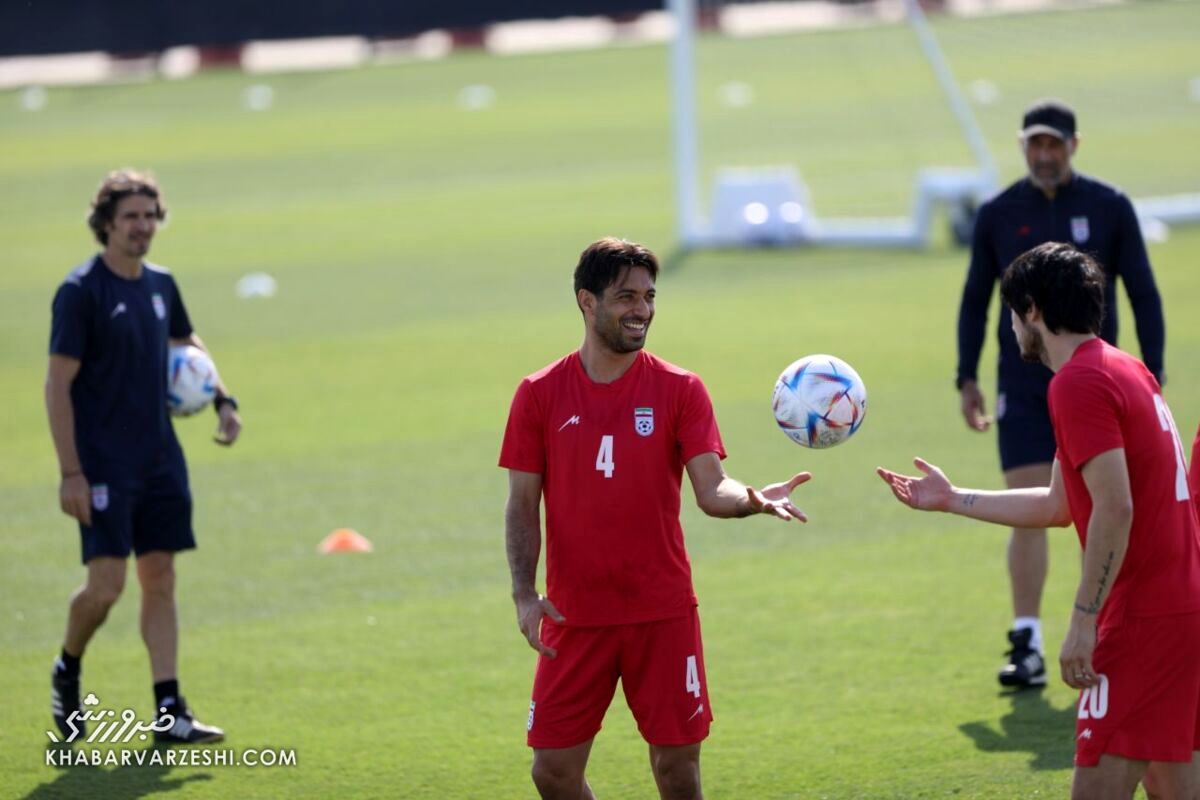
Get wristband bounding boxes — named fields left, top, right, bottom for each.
left=214, top=395, right=239, bottom=414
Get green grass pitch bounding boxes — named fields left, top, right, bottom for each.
left=1, top=2, right=1198, bottom=796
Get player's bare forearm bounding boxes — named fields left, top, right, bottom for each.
left=1071, top=448, right=1134, bottom=620
left=879, top=458, right=1068, bottom=528
left=696, top=471, right=810, bottom=522
left=1071, top=503, right=1131, bottom=620
left=46, top=357, right=92, bottom=524
left=505, top=504, right=542, bottom=598
left=699, top=476, right=756, bottom=518
left=45, top=359, right=82, bottom=475
left=949, top=487, right=1068, bottom=529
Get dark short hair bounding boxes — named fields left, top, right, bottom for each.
left=1000, top=242, right=1105, bottom=335
left=573, top=238, right=659, bottom=306
left=87, top=169, right=167, bottom=245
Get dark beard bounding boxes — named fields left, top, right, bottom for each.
left=594, top=307, right=648, bottom=354
left=597, top=322, right=645, bottom=354
left=1019, top=327, right=1046, bottom=365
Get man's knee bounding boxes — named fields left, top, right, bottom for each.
left=531, top=754, right=584, bottom=797
left=1142, top=758, right=1200, bottom=800
left=136, top=552, right=176, bottom=597
left=1072, top=756, right=1146, bottom=800
left=652, top=745, right=702, bottom=800
left=80, top=558, right=126, bottom=610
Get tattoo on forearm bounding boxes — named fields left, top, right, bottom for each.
left=1075, top=550, right=1116, bottom=615
left=505, top=517, right=540, bottom=592
left=961, top=493, right=978, bottom=508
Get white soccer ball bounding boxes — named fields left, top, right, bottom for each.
left=772, top=354, right=867, bottom=448
left=167, top=345, right=219, bottom=417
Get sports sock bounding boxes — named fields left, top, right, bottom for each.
left=1013, top=617, right=1043, bottom=652
left=57, top=648, right=81, bottom=678
left=154, top=679, right=180, bottom=712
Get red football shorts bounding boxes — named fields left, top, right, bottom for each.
left=526, top=608, right=713, bottom=749
left=1075, top=611, right=1200, bottom=767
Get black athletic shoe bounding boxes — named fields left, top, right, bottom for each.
left=153, top=698, right=225, bottom=745
left=50, top=665, right=85, bottom=742
left=998, top=628, right=1047, bottom=688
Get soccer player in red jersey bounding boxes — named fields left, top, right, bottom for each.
left=879, top=242, right=1200, bottom=799
left=500, top=237, right=811, bottom=800
left=1191, top=425, right=1200, bottom=519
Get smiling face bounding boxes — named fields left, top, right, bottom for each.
left=587, top=266, right=655, bottom=355
left=104, top=193, right=160, bottom=261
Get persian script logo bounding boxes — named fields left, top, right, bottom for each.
left=47, top=692, right=179, bottom=744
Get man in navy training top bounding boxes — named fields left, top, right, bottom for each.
left=46, top=170, right=243, bottom=743
left=956, top=99, right=1165, bottom=689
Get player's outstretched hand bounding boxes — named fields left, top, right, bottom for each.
left=749, top=472, right=811, bottom=522
left=959, top=381, right=992, bottom=432
left=213, top=405, right=242, bottom=447
left=515, top=592, right=566, bottom=658
left=875, top=458, right=953, bottom=512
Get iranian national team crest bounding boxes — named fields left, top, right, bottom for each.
left=1071, top=216, right=1090, bottom=244
left=634, top=407, right=654, bottom=437
left=151, top=293, right=167, bottom=320
left=91, top=484, right=109, bottom=512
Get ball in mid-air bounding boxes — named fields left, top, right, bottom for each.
left=772, top=354, right=867, bottom=448
left=167, top=345, right=219, bottom=417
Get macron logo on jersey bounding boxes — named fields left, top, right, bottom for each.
left=110, top=302, right=127, bottom=319
left=558, top=415, right=581, bottom=432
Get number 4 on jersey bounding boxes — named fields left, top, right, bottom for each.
left=596, top=435, right=614, bottom=479
left=685, top=655, right=701, bottom=698
left=1153, top=394, right=1190, bottom=502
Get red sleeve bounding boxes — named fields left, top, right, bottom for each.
left=677, top=375, right=726, bottom=464
left=1050, top=368, right=1125, bottom=470
left=1190, top=422, right=1200, bottom=512
left=498, top=378, right=545, bottom=473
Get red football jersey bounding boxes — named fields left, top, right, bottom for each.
left=1191, top=423, right=1200, bottom=519
left=499, top=350, right=726, bottom=626
left=1049, top=339, right=1200, bottom=626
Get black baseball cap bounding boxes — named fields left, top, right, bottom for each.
left=1021, top=99, right=1076, bottom=141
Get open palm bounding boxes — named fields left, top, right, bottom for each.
left=876, top=458, right=954, bottom=512
left=748, top=472, right=812, bottom=522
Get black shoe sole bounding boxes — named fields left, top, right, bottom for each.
left=998, top=673, right=1048, bottom=688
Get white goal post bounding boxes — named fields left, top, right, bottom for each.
left=667, top=0, right=1200, bottom=250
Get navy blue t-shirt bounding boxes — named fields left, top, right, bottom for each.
left=957, top=173, right=1165, bottom=390
left=50, top=256, right=194, bottom=478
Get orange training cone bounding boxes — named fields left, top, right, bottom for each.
left=319, top=528, right=374, bottom=554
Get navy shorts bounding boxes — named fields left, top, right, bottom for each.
left=995, top=382, right=1056, bottom=472
left=80, top=464, right=195, bottom=564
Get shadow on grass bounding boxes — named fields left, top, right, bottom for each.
left=959, top=689, right=1076, bottom=771
left=25, top=744, right=213, bottom=799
